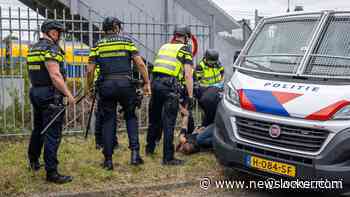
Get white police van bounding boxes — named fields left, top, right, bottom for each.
left=213, top=10, right=350, bottom=190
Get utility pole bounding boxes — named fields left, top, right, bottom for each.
left=254, top=9, right=259, bottom=27
left=287, top=0, right=290, bottom=12
left=164, top=0, right=169, bottom=42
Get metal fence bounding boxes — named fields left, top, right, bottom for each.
left=0, top=7, right=210, bottom=135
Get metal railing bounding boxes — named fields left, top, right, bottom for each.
left=0, top=7, right=210, bottom=135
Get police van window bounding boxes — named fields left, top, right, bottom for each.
left=306, top=16, right=350, bottom=77
left=241, top=18, right=318, bottom=74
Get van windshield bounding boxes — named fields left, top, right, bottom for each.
left=241, top=18, right=318, bottom=74
left=305, top=16, right=350, bottom=76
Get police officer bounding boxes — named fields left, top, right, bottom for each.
left=194, top=49, right=224, bottom=127
left=87, top=17, right=150, bottom=170
left=146, top=26, right=194, bottom=165
left=27, top=20, right=74, bottom=183
left=154, top=26, right=195, bottom=144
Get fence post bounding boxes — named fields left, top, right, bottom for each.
left=164, top=0, right=169, bottom=42
left=88, top=8, right=93, bottom=47
left=209, top=14, right=215, bottom=48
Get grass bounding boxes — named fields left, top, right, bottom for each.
left=0, top=131, right=220, bottom=196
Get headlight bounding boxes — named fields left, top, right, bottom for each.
left=332, top=105, right=350, bottom=120
left=224, top=83, right=240, bottom=107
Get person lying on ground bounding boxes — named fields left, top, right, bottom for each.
left=176, top=124, right=214, bottom=155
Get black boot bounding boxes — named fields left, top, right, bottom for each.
left=46, top=172, right=73, bottom=184
left=162, top=158, right=185, bottom=166
left=102, top=158, right=113, bottom=171
left=28, top=160, right=40, bottom=171
left=131, top=150, right=144, bottom=165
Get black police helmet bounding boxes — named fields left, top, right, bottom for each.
left=174, top=26, right=189, bottom=37
left=205, top=49, right=219, bottom=62
left=41, top=20, right=65, bottom=33
left=103, top=17, right=123, bottom=32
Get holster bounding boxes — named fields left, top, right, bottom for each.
left=135, top=89, right=143, bottom=108
left=49, top=89, right=64, bottom=113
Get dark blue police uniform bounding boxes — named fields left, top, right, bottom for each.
left=146, top=44, right=193, bottom=162
left=27, top=38, right=66, bottom=174
left=89, top=34, right=140, bottom=160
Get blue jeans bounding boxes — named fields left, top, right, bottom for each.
left=196, top=124, right=214, bottom=148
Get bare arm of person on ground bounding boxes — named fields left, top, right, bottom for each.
left=46, top=60, right=75, bottom=105
left=133, top=55, right=151, bottom=96
left=184, top=63, right=193, bottom=98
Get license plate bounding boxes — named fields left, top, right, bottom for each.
left=245, top=155, right=296, bottom=177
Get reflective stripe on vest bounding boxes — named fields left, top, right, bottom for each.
left=94, top=66, right=100, bottom=82
left=198, top=60, right=223, bottom=86
left=153, top=43, right=184, bottom=78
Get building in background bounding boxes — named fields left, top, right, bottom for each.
left=19, top=0, right=251, bottom=76
left=0, top=0, right=252, bottom=133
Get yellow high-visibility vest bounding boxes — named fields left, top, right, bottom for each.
left=197, top=60, right=224, bottom=86
left=153, top=43, right=184, bottom=79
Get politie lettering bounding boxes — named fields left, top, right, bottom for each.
left=264, top=82, right=320, bottom=92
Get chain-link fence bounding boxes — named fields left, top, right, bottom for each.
left=0, top=7, right=210, bottom=135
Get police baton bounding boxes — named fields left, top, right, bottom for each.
left=40, top=89, right=86, bottom=135
left=84, top=91, right=96, bottom=139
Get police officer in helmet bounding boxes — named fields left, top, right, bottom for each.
left=87, top=17, right=151, bottom=170
left=146, top=26, right=194, bottom=165
left=154, top=25, right=195, bottom=145
left=194, top=49, right=224, bottom=127
left=27, top=20, right=75, bottom=183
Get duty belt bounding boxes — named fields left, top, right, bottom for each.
left=153, top=73, right=176, bottom=81
left=104, top=74, right=130, bottom=80
left=31, top=83, right=54, bottom=88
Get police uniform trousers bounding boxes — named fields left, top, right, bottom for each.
left=28, top=86, right=64, bottom=173
left=98, top=78, right=139, bottom=158
left=94, top=91, right=118, bottom=148
left=197, top=86, right=221, bottom=127
left=146, top=77, right=179, bottom=161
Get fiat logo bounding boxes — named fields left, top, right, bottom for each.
left=269, top=124, right=281, bottom=138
